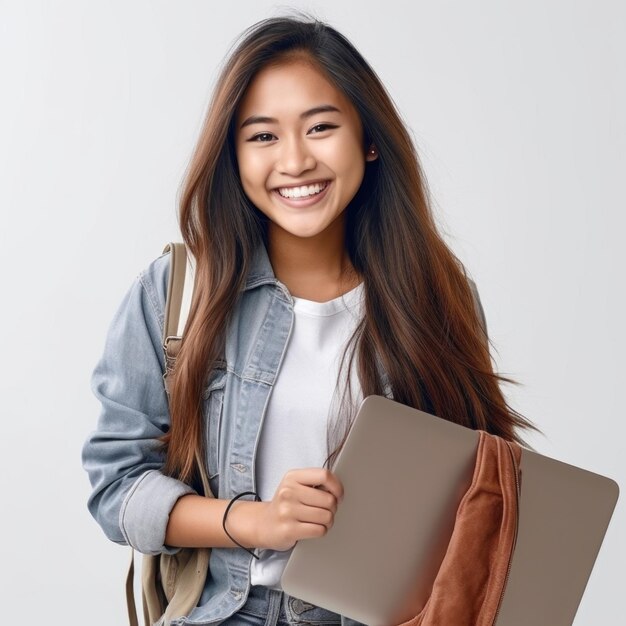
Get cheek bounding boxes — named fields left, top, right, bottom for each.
left=334, top=150, right=366, bottom=187
left=234, top=156, right=255, bottom=197
left=237, top=150, right=267, bottom=187
left=326, top=134, right=365, bottom=175
left=239, top=176, right=264, bottom=209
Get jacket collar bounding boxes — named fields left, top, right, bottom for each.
left=240, top=238, right=392, bottom=393
left=243, top=239, right=279, bottom=290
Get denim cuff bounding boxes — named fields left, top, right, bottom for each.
left=119, top=469, right=197, bottom=555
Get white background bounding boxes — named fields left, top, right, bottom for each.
left=1, top=1, right=623, bottom=624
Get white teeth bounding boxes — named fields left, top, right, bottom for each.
left=277, top=181, right=328, bottom=199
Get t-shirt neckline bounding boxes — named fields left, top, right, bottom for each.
left=292, top=281, right=364, bottom=317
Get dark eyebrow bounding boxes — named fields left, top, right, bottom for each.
left=239, top=104, right=341, bottom=129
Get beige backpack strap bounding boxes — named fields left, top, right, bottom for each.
left=126, top=549, right=139, bottom=626
left=126, top=242, right=208, bottom=626
left=161, top=243, right=196, bottom=395
left=163, top=242, right=196, bottom=341
left=195, top=448, right=212, bottom=499
left=162, top=241, right=211, bottom=491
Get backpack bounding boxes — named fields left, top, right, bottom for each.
left=126, top=242, right=212, bottom=626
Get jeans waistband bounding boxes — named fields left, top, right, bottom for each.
left=240, top=584, right=343, bottom=625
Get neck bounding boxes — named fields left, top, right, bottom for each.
left=266, top=219, right=360, bottom=301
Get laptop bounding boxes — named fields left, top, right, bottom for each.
left=280, top=395, right=619, bottom=626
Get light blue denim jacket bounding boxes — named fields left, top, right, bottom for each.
left=82, top=241, right=486, bottom=626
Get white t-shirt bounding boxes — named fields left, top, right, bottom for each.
left=250, top=280, right=365, bottom=588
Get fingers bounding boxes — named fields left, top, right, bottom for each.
left=295, top=504, right=335, bottom=531
left=261, top=468, right=344, bottom=550
left=284, top=467, right=344, bottom=504
left=301, top=484, right=339, bottom=514
left=297, top=520, right=333, bottom=540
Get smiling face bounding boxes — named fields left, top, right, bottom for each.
left=234, top=57, right=377, bottom=243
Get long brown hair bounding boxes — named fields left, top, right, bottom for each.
left=161, top=11, right=540, bottom=483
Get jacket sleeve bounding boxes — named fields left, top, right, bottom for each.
left=81, top=262, right=197, bottom=555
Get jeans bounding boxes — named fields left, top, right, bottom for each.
left=219, top=584, right=357, bottom=626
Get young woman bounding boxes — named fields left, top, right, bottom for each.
left=82, top=12, right=538, bottom=626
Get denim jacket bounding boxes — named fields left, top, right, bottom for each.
left=82, top=241, right=486, bottom=626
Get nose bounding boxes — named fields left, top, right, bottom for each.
left=276, top=133, right=316, bottom=176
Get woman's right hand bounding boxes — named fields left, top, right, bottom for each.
left=255, top=467, right=345, bottom=552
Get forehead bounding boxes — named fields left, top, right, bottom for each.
left=235, top=59, right=357, bottom=125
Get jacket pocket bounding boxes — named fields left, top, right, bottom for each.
left=203, top=365, right=227, bottom=496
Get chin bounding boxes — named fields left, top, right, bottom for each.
left=284, top=228, right=326, bottom=239
left=270, top=217, right=334, bottom=239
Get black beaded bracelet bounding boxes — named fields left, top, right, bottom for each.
left=222, top=490, right=262, bottom=559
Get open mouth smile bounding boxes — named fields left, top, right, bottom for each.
left=272, top=180, right=331, bottom=208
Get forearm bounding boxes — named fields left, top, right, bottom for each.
left=164, top=494, right=263, bottom=550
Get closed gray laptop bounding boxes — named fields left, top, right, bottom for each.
left=280, top=395, right=619, bottom=626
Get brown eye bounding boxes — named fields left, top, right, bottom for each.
left=309, top=123, right=338, bottom=134
left=249, top=133, right=275, bottom=142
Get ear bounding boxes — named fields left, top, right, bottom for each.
left=366, top=143, right=379, bottom=162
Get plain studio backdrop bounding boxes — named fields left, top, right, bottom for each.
left=1, top=1, right=623, bottom=624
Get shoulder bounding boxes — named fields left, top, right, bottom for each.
left=467, top=276, right=479, bottom=296
left=94, top=250, right=174, bottom=379
left=134, top=249, right=172, bottom=333
left=465, top=276, right=488, bottom=338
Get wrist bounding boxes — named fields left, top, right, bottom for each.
left=224, top=498, right=263, bottom=551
